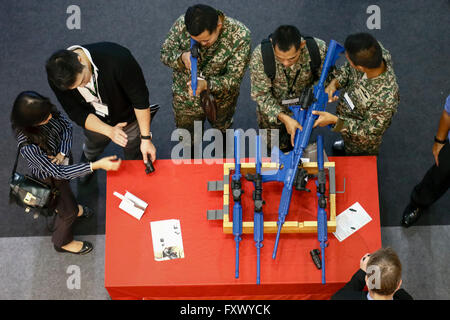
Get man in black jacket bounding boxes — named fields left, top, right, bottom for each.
left=401, top=95, right=450, bottom=227
left=331, top=247, right=413, bottom=300
left=46, top=42, right=156, bottom=168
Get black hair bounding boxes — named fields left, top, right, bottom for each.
left=271, top=25, right=302, bottom=52
left=46, top=49, right=84, bottom=91
left=11, top=91, right=60, bottom=154
left=185, top=4, right=219, bottom=36
left=344, top=33, right=382, bottom=69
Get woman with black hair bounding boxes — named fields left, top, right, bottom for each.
left=11, top=91, right=121, bottom=255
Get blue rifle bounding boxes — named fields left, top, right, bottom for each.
left=261, top=40, right=345, bottom=259
left=190, top=38, right=199, bottom=96
left=231, top=130, right=243, bottom=278
left=245, top=135, right=265, bottom=284
left=316, top=135, right=328, bottom=284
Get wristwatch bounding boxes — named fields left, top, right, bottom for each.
left=141, top=132, right=153, bottom=140
left=434, top=136, right=448, bottom=144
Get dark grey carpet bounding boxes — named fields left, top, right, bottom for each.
left=1, top=227, right=449, bottom=300
left=1, top=0, right=449, bottom=238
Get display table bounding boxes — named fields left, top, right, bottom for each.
left=105, top=156, right=381, bottom=300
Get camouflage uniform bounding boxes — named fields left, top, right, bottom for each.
left=160, top=11, right=251, bottom=143
left=250, top=38, right=328, bottom=150
left=331, top=43, right=399, bottom=155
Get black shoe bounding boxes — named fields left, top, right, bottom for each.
left=401, top=203, right=424, bottom=228
left=54, top=241, right=93, bottom=255
left=77, top=205, right=94, bottom=219
left=332, top=140, right=345, bottom=151
left=332, top=140, right=346, bottom=156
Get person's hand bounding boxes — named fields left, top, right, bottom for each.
left=181, top=51, right=191, bottom=70
left=48, top=152, right=65, bottom=165
left=108, top=122, right=128, bottom=147
left=279, top=113, right=303, bottom=147
left=92, top=155, right=122, bottom=171
left=141, top=139, right=156, bottom=163
left=312, top=111, right=338, bottom=128
left=360, top=253, right=371, bottom=272
left=187, top=78, right=208, bottom=96
left=325, top=79, right=339, bottom=103
left=432, top=142, right=444, bottom=166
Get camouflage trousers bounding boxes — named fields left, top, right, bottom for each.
left=172, top=92, right=237, bottom=145
left=341, top=135, right=381, bottom=155
left=257, top=110, right=292, bottom=154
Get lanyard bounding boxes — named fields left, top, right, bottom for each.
left=283, top=68, right=301, bottom=96
left=86, top=72, right=101, bottom=103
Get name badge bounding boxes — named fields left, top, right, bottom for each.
left=281, top=97, right=300, bottom=105
left=344, top=92, right=356, bottom=111
left=92, top=101, right=109, bottom=117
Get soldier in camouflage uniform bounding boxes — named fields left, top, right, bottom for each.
left=250, top=25, right=328, bottom=152
left=313, top=33, right=400, bottom=155
left=160, top=4, right=251, bottom=150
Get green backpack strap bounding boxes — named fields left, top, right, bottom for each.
left=261, top=35, right=276, bottom=81
left=304, top=36, right=322, bottom=82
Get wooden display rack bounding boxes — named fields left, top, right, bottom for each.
left=207, top=161, right=337, bottom=234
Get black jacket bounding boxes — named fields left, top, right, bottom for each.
left=48, top=42, right=149, bottom=128
left=331, top=269, right=413, bottom=300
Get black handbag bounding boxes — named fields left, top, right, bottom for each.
left=9, top=144, right=57, bottom=217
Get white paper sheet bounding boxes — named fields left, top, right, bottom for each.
left=150, top=219, right=185, bottom=261
left=113, top=191, right=148, bottom=220
left=333, top=202, right=372, bottom=242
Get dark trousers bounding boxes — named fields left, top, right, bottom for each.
left=83, top=120, right=142, bottom=160
left=411, top=142, right=450, bottom=208
left=43, top=178, right=79, bottom=248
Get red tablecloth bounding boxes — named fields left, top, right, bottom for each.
left=105, top=156, right=381, bottom=300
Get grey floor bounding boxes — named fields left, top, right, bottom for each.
left=1, top=0, right=449, bottom=300
left=1, top=226, right=449, bottom=300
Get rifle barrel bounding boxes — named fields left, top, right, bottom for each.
left=256, top=244, right=261, bottom=284
left=321, top=242, right=326, bottom=284
left=190, top=38, right=198, bottom=96
left=272, top=223, right=283, bottom=259
left=235, top=235, right=240, bottom=278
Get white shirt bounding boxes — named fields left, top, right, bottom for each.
left=67, top=45, right=102, bottom=104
